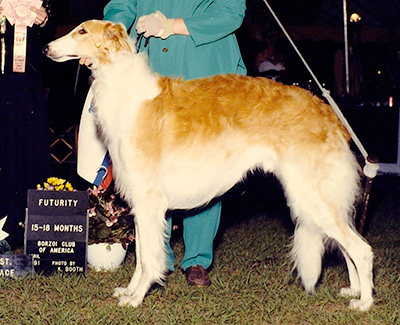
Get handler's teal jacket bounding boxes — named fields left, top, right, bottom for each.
left=103, top=0, right=247, bottom=80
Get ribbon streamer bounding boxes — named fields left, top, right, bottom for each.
left=0, top=0, right=42, bottom=72
left=0, top=16, right=6, bottom=74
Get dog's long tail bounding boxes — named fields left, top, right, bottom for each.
left=291, top=223, right=325, bottom=291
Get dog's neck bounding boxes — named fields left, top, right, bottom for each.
left=89, top=46, right=161, bottom=144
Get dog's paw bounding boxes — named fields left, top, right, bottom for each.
left=118, top=294, right=144, bottom=308
left=340, top=287, right=360, bottom=297
left=348, top=298, right=373, bottom=312
left=113, top=287, right=132, bottom=298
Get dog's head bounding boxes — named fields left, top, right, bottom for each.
left=43, top=20, right=133, bottom=65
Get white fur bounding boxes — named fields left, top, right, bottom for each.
left=44, top=20, right=374, bottom=311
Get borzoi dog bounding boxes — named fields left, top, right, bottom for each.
left=43, top=20, right=374, bottom=311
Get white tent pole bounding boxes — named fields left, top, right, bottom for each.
left=343, top=0, right=350, bottom=95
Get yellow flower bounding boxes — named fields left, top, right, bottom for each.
left=47, top=177, right=57, bottom=184
left=37, top=177, right=74, bottom=191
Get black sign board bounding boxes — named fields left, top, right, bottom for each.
left=25, top=190, right=89, bottom=275
left=0, top=255, right=33, bottom=278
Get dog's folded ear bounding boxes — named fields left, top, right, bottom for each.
left=103, top=22, right=132, bottom=53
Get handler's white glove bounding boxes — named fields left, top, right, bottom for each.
left=136, top=10, right=175, bottom=39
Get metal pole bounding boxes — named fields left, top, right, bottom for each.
left=343, top=0, right=350, bottom=95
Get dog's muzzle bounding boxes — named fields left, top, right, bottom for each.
left=42, top=44, right=80, bottom=62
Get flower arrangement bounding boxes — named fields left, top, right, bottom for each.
left=36, top=177, right=135, bottom=247
left=88, top=185, right=135, bottom=247
left=37, top=177, right=74, bottom=191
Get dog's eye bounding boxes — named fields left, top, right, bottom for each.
left=78, top=28, right=87, bottom=35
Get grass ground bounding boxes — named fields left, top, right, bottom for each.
left=0, top=174, right=399, bottom=324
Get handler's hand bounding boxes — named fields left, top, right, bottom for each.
left=136, top=11, right=175, bottom=39
left=79, top=57, right=93, bottom=66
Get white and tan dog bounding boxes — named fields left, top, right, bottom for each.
left=43, top=20, right=374, bottom=311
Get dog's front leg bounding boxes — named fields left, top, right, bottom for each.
left=113, top=223, right=143, bottom=298
left=116, top=190, right=168, bottom=307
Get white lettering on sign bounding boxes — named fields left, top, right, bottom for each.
left=0, top=269, right=15, bottom=277
left=0, top=257, right=11, bottom=266
left=37, top=199, right=79, bottom=207
left=49, top=247, right=75, bottom=253
left=64, top=266, right=84, bottom=273
left=37, top=241, right=58, bottom=247
left=53, top=224, right=84, bottom=233
left=61, top=241, right=76, bottom=247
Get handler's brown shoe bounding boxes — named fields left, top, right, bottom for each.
left=184, top=265, right=211, bottom=287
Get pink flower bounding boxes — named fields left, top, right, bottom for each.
left=105, top=218, right=118, bottom=227
left=88, top=186, right=103, bottom=196
left=105, top=201, right=116, bottom=215
left=88, top=207, right=97, bottom=218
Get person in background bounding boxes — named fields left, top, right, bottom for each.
left=90, top=0, right=247, bottom=286
left=0, top=2, right=56, bottom=249
left=254, top=29, right=285, bottom=82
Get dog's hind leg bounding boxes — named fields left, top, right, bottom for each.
left=332, top=229, right=373, bottom=311
left=116, top=189, right=168, bottom=308
left=302, top=215, right=373, bottom=311
left=289, top=196, right=373, bottom=311
left=279, top=151, right=373, bottom=311
left=339, top=250, right=361, bottom=298
left=291, top=223, right=325, bottom=293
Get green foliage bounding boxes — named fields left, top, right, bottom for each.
left=0, top=240, right=11, bottom=254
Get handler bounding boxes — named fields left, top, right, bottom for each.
left=101, top=0, right=247, bottom=286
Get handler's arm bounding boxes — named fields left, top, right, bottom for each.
left=103, top=0, right=138, bottom=29
left=135, top=0, right=245, bottom=42
left=183, top=0, right=246, bottom=46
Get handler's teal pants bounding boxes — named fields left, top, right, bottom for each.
left=165, top=201, right=221, bottom=271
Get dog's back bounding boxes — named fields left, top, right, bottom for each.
left=143, top=74, right=349, bottom=151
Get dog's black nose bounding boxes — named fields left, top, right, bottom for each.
left=42, top=45, right=49, bottom=56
